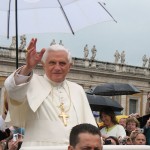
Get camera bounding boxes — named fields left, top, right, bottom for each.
left=121, top=138, right=127, bottom=145
left=13, top=134, right=18, bottom=141
left=138, top=128, right=144, bottom=133
left=105, top=139, right=112, bottom=145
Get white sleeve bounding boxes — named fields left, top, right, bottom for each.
left=117, top=125, right=126, bottom=138
left=4, top=67, right=33, bottom=101
left=14, top=69, right=31, bottom=85
left=0, top=115, right=6, bottom=130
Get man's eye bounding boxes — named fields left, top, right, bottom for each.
left=59, top=62, right=66, bottom=66
left=49, top=62, right=55, bottom=65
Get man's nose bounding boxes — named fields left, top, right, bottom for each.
left=54, top=63, right=61, bottom=69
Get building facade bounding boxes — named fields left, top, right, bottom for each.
left=0, top=46, right=150, bottom=116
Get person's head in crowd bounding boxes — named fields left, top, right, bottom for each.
left=126, top=117, right=140, bottom=136
left=68, top=123, right=103, bottom=150
left=131, top=133, right=146, bottom=145
left=100, top=107, right=118, bottom=128
left=0, top=128, right=11, bottom=141
left=119, top=118, right=127, bottom=129
left=116, top=115, right=128, bottom=129
left=104, top=136, right=119, bottom=145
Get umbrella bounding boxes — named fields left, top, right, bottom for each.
left=0, top=0, right=116, bottom=69
left=87, top=83, right=140, bottom=96
left=86, top=93, right=123, bottom=111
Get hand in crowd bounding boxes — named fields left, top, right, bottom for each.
left=8, top=140, right=20, bottom=150
left=130, top=128, right=143, bottom=139
left=119, top=136, right=132, bottom=145
left=145, top=118, right=150, bottom=128
left=128, top=113, right=140, bottom=118
left=8, top=134, right=23, bottom=150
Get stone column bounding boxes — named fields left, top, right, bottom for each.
left=143, top=92, right=148, bottom=115
left=120, top=95, right=126, bottom=114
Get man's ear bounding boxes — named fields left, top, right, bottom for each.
left=68, top=145, right=74, bottom=150
left=69, top=63, right=73, bottom=69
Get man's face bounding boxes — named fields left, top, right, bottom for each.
left=43, top=50, right=71, bottom=83
left=68, top=133, right=103, bottom=150
left=133, top=133, right=146, bottom=145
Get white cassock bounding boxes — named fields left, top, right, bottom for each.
left=4, top=67, right=97, bottom=147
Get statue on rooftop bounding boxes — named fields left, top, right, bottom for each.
left=84, top=44, right=89, bottom=59
left=121, top=50, right=125, bottom=64
left=114, top=50, right=120, bottom=63
left=50, top=39, right=56, bottom=45
left=19, top=34, right=26, bottom=50
left=142, top=54, right=148, bottom=67
left=10, top=36, right=16, bottom=48
left=91, top=45, right=97, bottom=60
left=148, top=57, right=150, bottom=68
left=59, top=40, right=64, bottom=46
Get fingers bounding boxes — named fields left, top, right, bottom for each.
left=27, top=38, right=37, bottom=50
left=9, top=140, right=19, bottom=149
left=39, top=48, right=46, bottom=58
left=26, top=38, right=37, bottom=58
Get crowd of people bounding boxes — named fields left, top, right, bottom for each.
left=0, top=111, right=23, bottom=150
left=0, top=38, right=150, bottom=149
left=98, top=109, right=150, bottom=145
left=0, top=110, right=150, bottom=149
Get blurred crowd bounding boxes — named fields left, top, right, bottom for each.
left=0, top=92, right=24, bottom=150
left=0, top=114, right=24, bottom=150
left=1, top=107, right=150, bottom=149
left=97, top=108, right=150, bottom=145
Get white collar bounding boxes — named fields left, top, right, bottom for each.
left=44, top=74, right=66, bottom=88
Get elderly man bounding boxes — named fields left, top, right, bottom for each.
left=68, top=123, right=103, bottom=150
left=4, top=38, right=97, bottom=147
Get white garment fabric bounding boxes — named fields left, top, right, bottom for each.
left=4, top=67, right=97, bottom=147
left=100, top=124, right=126, bottom=138
left=20, top=145, right=150, bottom=150
left=0, top=115, right=7, bottom=130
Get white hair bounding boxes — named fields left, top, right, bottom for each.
left=41, top=44, right=72, bottom=63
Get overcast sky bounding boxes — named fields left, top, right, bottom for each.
left=0, top=0, right=150, bottom=67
